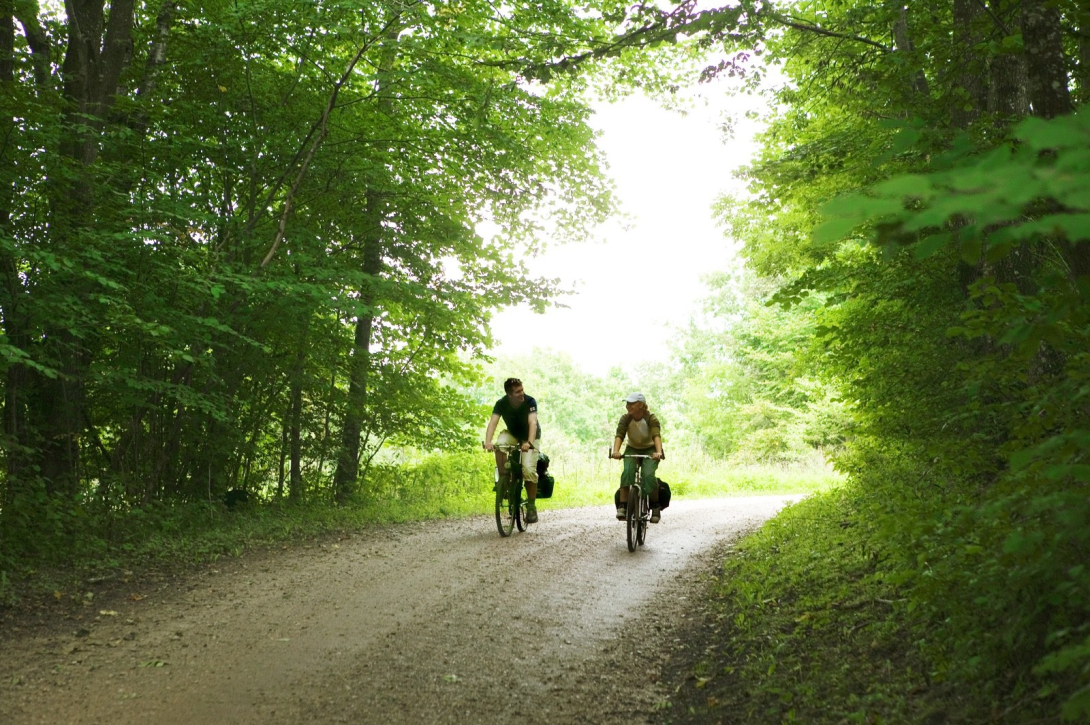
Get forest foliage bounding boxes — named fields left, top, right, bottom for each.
left=0, top=0, right=809, bottom=579
left=690, top=0, right=1090, bottom=719
left=0, top=0, right=666, bottom=559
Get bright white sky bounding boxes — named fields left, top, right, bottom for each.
left=489, top=89, right=764, bottom=376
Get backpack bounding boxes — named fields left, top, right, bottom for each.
left=536, top=454, right=555, bottom=499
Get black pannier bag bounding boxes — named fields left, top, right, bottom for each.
left=613, top=478, right=671, bottom=509
left=536, top=454, right=555, bottom=499
left=655, top=478, right=671, bottom=509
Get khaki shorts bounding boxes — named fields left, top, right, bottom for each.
left=496, top=430, right=539, bottom=483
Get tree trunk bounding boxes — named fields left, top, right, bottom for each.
left=1020, top=0, right=1072, bottom=119
left=332, top=319, right=370, bottom=502
left=987, top=1, right=1028, bottom=119
left=951, top=0, right=987, bottom=129
left=0, top=0, right=27, bottom=515
left=332, top=191, right=385, bottom=502
left=988, top=55, right=1028, bottom=117
left=24, top=0, right=141, bottom=496
left=288, top=381, right=303, bottom=500
left=13, top=0, right=51, bottom=89
left=277, top=417, right=288, bottom=499
left=331, top=12, right=401, bottom=502
left=1, top=1, right=11, bottom=89
left=891, top=7, right=930, bottom=99
left=152, top=401, right=186, bottom=499
left=36, top=352, right=85, bottom=497
left=314, top=369, right=336, bottom=488
left=1020, top=0, right=1086, bottom=279
left=288, top=352, right=306, bottom=501
left=1079, top=22, right=1090, bottom=106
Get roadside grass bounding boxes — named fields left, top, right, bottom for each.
left=659, top=487, right=1055, bottom=724
left=0, top=448, right=837, bottom=608
left=536, top=443, right=841, bottom=510
left=660, top=488, right=940, bottom=724
left=1, top=454, right=495, bottom=606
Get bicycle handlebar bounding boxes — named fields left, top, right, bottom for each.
left=607, top=448, right=655, bottom=460
left=489, top=443, right=535, bottom=452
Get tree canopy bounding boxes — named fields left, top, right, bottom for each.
left=0, top=0, right=678, bottom=542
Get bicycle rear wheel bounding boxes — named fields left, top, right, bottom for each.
left=495, top=479, right=515, bottom=537
left=626, top=486, right=638, bottom=552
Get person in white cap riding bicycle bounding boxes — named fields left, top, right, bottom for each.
left=609, top=392, right=664, bottom=523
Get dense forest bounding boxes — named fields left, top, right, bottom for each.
left=704, top=0, right=1090, bottom=719
left=2, top=0, right=1089, bottom=720
left=0, top=0, right=636, bottom=524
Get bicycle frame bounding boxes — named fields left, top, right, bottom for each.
left=612, top=451, right=654, bottom=552
left=493, top=444, right=527, bottom=536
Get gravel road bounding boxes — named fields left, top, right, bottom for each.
left=0, top=496, right=799, bottom=724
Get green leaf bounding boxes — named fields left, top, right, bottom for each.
left=1017, top=114, right=1090, bottom=152
left=812, top=217, right=864, bottom=246
left=872, top=174, right=932, bottom=198
left=913, top=232, right=952, bottom=259
left=959, top=238, right=982, bottom=264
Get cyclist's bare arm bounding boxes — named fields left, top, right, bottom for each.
left=522, top=412, right=538, bottom=452
left=483, top=413, right=501, bottom=451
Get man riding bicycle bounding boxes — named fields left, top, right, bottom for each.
left=483, top=378, right=542, bottom=524
left=609, top=392, right=664, bottom=523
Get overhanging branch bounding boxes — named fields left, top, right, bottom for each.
left=774, top=13, right=890, bottom=52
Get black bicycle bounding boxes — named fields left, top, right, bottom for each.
left=493, top=444, right=528, bottom=537
left=612, top=452, right=654, bottom=552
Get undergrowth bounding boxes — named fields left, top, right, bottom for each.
left=0, top=449, right=835, bottom=607
left=661, top=488, right=1065, bottom=724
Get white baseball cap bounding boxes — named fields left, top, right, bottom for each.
left=624, top=392, right=646, bottom=403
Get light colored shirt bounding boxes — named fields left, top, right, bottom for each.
left=627, top=418, right=653, bottom=448
left=614, top=411, right=662, bottom=449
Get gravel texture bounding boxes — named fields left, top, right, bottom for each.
left=0, top=496, right=799, bottom=724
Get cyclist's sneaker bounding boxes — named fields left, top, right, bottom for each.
left=651, top=508, right=661, bottom=523
left=524, top=504, right=538, bottom=524
left=615, top=507, right=625, bottom=520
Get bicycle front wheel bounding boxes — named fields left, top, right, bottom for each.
left=626, top=486, right=638, bottom=552
left=636, top=495, right=647, bottom=546
left=515, top=489, right=526, bottom=532
left=495, top=482, right=515, bottom=537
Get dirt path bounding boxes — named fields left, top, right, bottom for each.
left=0, top=496, right=799, bottom=724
